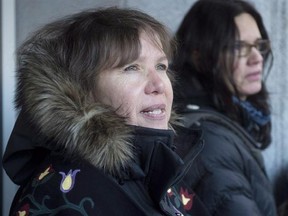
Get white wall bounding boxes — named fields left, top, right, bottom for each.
left=1, top=0, right=18, bottom=216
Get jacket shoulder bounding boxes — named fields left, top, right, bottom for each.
left=180, top=109, right=276, bottom=215
left=9, top=155, right=147, bottom=216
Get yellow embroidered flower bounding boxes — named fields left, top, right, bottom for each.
left=38, top=165, right=53, bottom=181
left=59, top=169, right=80, bottom=193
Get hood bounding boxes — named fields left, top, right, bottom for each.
left=13, top=40, right=163, bottom=178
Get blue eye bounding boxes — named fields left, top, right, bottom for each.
left=156, top=64, right=168, bottom=71
left=124, top=65, right=139, bottom=72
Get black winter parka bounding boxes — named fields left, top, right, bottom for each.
left=177, top=107, right=277, bottom=216
left=3, top=113, right=211, bottom=216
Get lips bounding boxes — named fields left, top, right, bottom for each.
left=140, top=104, right=166, bottom=119
left=143, top=109, right=163, bottom=115
left=246, top=71, right=261, bottom=81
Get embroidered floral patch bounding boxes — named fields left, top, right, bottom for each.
left=180, top=187, right=195, bottom=211
left=59, top=169, right=80, bottom=193
left=14, top=165, right=94, bottom=215
left=17, top=203, right=29, bottom=216
left=38, top=165, right=54, bottom=181
left=32, top=164, right=54, bottom=187
left=165, top=186, right=196, bottom=216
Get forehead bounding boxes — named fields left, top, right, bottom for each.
left=136, top=35, right=167, bottom=65
left=234, top=13, right=261, bottom=41
left=139, top=32, right=165, bottom=52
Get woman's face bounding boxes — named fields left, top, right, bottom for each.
left=93, top=33, right=173, bottom=129
left=233, top=13, right=264, bottom=100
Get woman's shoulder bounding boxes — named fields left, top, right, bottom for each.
left=181, top=108, right=244, bottom=147
left=181, top=108, right=261, bottom=171
left=180, top=107, right=258, bottom=149
left=9, top=154, right=122, bottom=215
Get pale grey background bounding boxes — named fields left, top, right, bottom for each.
left=2, top=0, right=287, bottom=215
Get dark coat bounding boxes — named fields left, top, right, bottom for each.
left=180, top=108, right=277, bottom=216
left=6, top=124, right=209, bottom=216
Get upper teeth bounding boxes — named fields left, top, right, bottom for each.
left=147, top=109, right=162, bottom=114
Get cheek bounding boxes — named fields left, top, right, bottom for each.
left=108, top=88, right=127, bottom=110
left=233, top=70, right=243, bottom=90
left=94, top=78, right=124, bottom=109
left=111, top=86, right=138, bottom=117
left=167, top=82, right=173, bottom=106
left=233, top=60, right=244, bottom=84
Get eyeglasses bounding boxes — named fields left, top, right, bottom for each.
left=234, top=39, right=271, bottom=57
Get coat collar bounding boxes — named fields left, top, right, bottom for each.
left=119, top=126, right=203, bottom=204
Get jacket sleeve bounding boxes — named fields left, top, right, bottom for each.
left=2, top=110, right=50, bottom=185
left=196, top=166, right=263, bottom=216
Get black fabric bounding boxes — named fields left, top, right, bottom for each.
left=10, top=155, right=156, bottom=216
left=5, top=119, right=211, bottom=216
left=2, top=111, right=50, bottom=185
left=178, top=108, right=277, bottom=216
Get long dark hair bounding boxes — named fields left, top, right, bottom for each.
left=173, top=0, right=273, bottom=148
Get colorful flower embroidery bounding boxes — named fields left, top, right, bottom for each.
left=15, top=166, right=93, bottom=215
left=37, top=165, right=54, bottom=181
left=59, top=169, right=80, bottom=193
left=32, top=165, right=55, bottom=187
left=180, top=187, right=195, bottom=211
left=17, top=203, right=29, bottom=216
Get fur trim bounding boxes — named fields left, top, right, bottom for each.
left=15, top=39, right=178, bottom=176
left=16, top=42, right=133, bottom=176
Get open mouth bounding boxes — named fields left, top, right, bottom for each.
left=141, top=108, right=164, bottom=115
left=140, top=105, right=166, bottom=119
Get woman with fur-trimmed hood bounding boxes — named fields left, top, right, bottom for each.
left=3, top=7, right=210, bottom=216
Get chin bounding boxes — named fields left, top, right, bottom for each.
left=152, top=125, right=169, bottom=130
left=242, top=84, right=262, bottom=96
left=139, top=122, right=169, bottom=130
left=147, top=125, right=168, bottom=130
left=245, top=89, right=262, bottom=97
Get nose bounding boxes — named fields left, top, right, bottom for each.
left=144, top=69, right=165, bottom=95
left=248, top=47, right=263, bottom=65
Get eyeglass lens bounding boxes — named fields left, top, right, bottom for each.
left=235, top=40, right=270, bottom=57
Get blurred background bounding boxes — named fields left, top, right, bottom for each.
left=1, top=0, right=287, bottom=215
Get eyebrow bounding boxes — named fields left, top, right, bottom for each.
left=137, top=55, right=168, bottom=63
left=237, top=37, right=264, bottom=43
left=158, top=55, right=168, bottom=62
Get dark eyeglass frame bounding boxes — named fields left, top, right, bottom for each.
left=234, top=39, right=271, bottom=57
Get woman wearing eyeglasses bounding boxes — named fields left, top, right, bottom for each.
left=172, top=0, right=277, bottom=215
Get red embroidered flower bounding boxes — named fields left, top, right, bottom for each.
left=17, top=203, right=29, bottom=216
left=180, top=187, right=195, bottom=211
